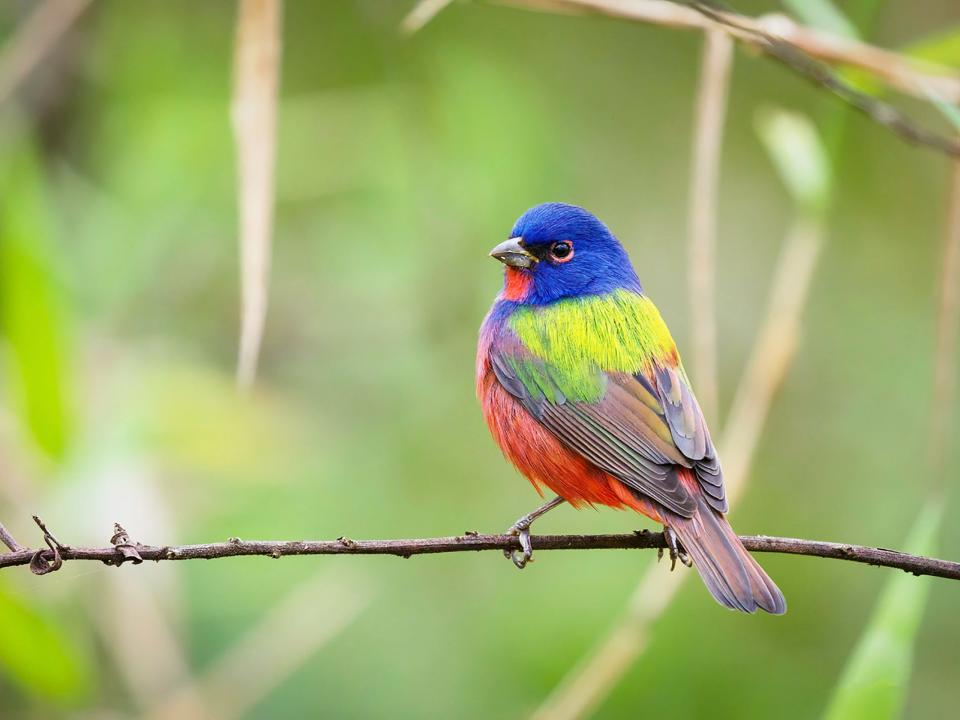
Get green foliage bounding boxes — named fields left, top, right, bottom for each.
left=755, top=108, right=832, bottom=216
left=822, top=500, right=942, bottom=720
left=0, top=132, right=72, bottom=461
left=0, top=580, right=88, bottom=703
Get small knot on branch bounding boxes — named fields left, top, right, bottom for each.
left=109, top=523, right=143, bottom=566
left=29, top=516, right=65, bottom=576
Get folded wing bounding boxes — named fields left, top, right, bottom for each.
left=489, top=333, right=727, bottom=516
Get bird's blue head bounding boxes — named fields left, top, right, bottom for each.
left=489, top=202, right=642, bottom=305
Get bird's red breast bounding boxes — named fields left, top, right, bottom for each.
left=477, top=346, right=666, bottom=521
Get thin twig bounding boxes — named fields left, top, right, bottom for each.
left=688, top=2, right=960, bottom=159
left=0, top=521, right=22, bottom=552
left=492, top=0, right=960, bottom=158
left=687, top=27, right=733, bottom=424
left=0, top=0, right=91, bottom=106
left=0, top=530, right=957, bottom=580
left=32, top=514, right=64, bottom=549
left=233, top=0, right=282, bottom=389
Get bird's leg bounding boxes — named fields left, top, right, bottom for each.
left=661, top=526, right=692, bottom=571
left=504, top=496, right=566, bottom=569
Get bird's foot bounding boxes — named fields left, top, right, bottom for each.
left=504, top=520, right=534, bottom=570
left=660, top=526, right=692, bottom=571
left=501, top=496, right=566, bottom=570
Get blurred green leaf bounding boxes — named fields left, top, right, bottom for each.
left=0, top=135, right=73, bottom=461
left=781, top=0, right=859, bottom=39
left=0, top=579, right=88, bottom=703
left=823, top=499, right=942, bottom=720
left=755, top=108, right=832, bottom=216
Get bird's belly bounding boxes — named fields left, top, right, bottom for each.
left=480, top=372, right=664, bottom=522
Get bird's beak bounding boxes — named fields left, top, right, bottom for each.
left=489, top=237, right=537, bottom=269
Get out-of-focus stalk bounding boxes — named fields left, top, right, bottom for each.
left=233, top=0, right=282, bottom=389
left=147, top=568, right=373, bottom=720
left=0, top=0, right=90, bottom=106
left=687, top=28, right=734, bottom=425
left=929, top=161, right=960, bottom=494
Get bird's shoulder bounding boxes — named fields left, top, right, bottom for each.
left=482, top=290, right=682, bottom=406
left=505, top=289, right=680, bottom=373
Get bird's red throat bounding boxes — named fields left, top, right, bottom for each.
left=502, top=268, right=533, bottom=301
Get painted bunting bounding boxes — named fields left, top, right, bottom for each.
left=477, top=203, right=785, bottom=614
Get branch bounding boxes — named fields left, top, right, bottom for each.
left=493, top=0, right=960, bottom=101
left=688, top=2, right=960, bottom=160
left=1, top=526, right=959, bottom=581
left=493, top=0, right=960, bottom=159
left=0, top=521, right=22, bottom=552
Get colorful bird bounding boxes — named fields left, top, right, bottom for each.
left=477, top=202, right=785, bottom=614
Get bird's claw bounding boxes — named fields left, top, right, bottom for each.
left=663, top=526, right=692, bottom=571
left=504, top=523, right=533, bottom=569
left=501, top=497, right=565, bottom=570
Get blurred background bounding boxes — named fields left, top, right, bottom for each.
left=0, top=1, right=958, bottom=718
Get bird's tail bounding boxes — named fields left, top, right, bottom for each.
left=667, top=495, right=786, bottom=615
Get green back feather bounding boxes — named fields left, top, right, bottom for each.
left=507, top=290, right=679, bottom=403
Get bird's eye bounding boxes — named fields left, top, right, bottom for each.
left=549, top=241, right=574, bottom=262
